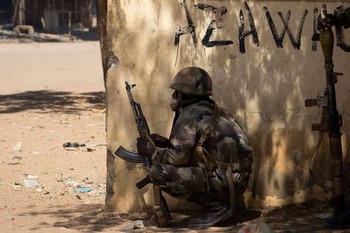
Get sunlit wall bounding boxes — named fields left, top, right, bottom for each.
left=100, top=0, right=350, bottom=212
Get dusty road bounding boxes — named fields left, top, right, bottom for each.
left=0, top=40, right=349, bottom=233
left=0, top=41, right=110, bottom=233
left=0, top=42, right=104, bottom=94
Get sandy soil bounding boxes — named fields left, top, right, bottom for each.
left=0, top=41, right=110, bottom=233
left=0, top=40, right=349, bottom=233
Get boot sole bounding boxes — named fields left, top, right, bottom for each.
left=188, top=209, right=233, bottom=228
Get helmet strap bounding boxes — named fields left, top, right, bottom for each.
left=181, top=93, right=206, bottom=108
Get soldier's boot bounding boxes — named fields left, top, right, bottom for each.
left=186, top=192, right=232, bottom=227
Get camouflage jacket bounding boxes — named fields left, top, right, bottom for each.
left=155, top=99, right=253, bottom=166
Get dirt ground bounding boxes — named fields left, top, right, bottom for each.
left=0, top=39, right=350, bottom=233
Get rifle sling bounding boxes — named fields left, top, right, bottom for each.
left=195, top=101, right=240, bottom=210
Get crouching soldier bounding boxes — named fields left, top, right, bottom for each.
left=136, top=67, right=254, bottom=227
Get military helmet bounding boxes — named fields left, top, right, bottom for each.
left=170, top=67, right=213, bottom=96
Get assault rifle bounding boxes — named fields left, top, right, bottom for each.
left=305, top=5, right=345, bottom=215
left=115, top=81, right=172, bottom=226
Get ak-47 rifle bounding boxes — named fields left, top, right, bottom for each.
left=115, top=81, right=172, bottom=227
left=305, top=5, right=345, bottom=215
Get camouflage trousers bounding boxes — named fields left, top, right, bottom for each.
left=148, top=163, right=250, bottom=204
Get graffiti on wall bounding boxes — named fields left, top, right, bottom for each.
left=174, top=1, right=350, bottom=53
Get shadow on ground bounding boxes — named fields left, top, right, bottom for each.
left=20, top=204, right=129, bottom=232
left=18, top=203, right=253, bottom=232
left=17, top=201, right=350, bottom=232
left=0, top=90, right=105, bottom=114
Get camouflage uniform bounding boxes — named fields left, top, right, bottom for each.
left=149, top=99, right=253, bottom=205
left=133, top=66, right=254, bottom=226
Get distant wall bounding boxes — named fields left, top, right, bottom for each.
left=10, top=0, right=94, bottom=30
left=99, top=0, right=350, bottom=213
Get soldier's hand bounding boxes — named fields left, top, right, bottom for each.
left=317, top=13, right=339, bottom=32
left=150, top=133, right=171, bottom=148
left=136, top=137, right=155, bottom=158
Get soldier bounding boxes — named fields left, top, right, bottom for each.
left=136, top=67, right=254, bottom=227
left=317, top=7, right=350, bottom=229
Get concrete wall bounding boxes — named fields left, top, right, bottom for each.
left=101, top=0, right=350, bottom=213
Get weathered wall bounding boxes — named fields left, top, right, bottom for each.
left=101, top=0, right=350, bottom=213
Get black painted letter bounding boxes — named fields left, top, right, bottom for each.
left=195, top=3, right=233, bottom=47
left=174, top=0, right=198, bottom=46
left=264, top=7, right=308, bottom=49
left=239, top=1, right=259, bottom=53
